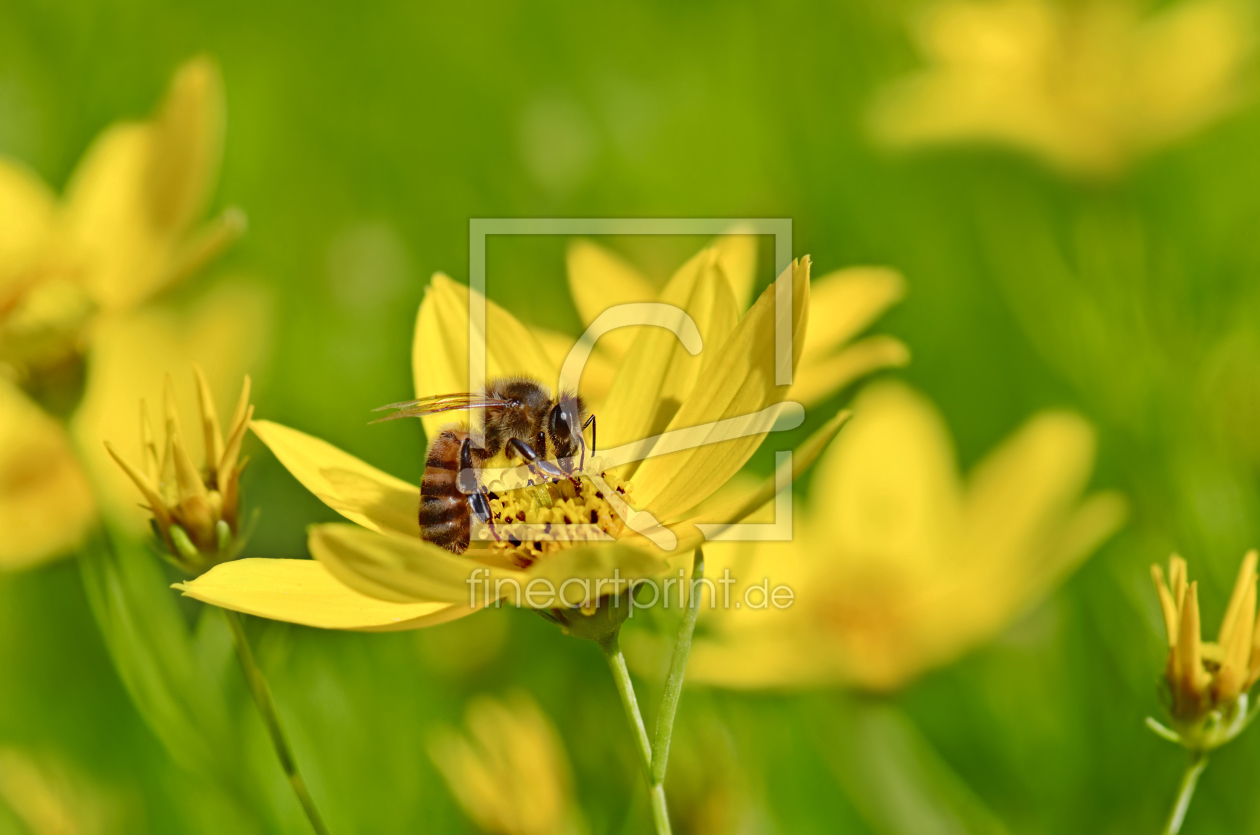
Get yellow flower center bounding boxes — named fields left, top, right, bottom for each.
left=479, top=461, right=632, bottom=569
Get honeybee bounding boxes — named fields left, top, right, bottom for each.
left=374, top=376, right=595, bottom=554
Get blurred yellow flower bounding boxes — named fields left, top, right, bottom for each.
left=0, top=747, right=107, bottom=835
left=106, top=369, right=254, bottom=574
left=870, top=0, right=1254, bottom=177
left=1149, top=551, right=1260, bottom=751
left=561, top=235, right=908, bottom=408
left=177, top=258, right=854, bottom=634
left=663, top=715, right=759, bottom=835
left=0, top=381, right=95, bottom=570
left=680, top=381, right=1125, bottom=692
left=429, top=692, right=581, bottom=835
left=0, top=57, right=268, bottom=569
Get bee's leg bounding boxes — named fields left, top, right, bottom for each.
left=460, top=437, right=500, bottom=542
left=469, top=490, right=497, bottom=534
left=505, top=438, right=565, bottom=480
left=581, top=414, right=596, bottom=469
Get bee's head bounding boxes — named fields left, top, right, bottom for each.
left=547, top=395, right=586, bottom=471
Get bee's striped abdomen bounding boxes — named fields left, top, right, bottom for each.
left=420, top=427, right=472, bottom=554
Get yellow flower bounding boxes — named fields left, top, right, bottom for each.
left=0, top=747, right=107, bottom=835
left=0, top=57, right=268, bottom=569
left=0, top=55, right=239, bottom=391
left=663, top=715, right=758, bottom=835
left=105, top=369, right=253, bottom=574
left=0, top=381, right=95, bottom=571
left=428, top=692, right=581, bottom=835
left=1149, top=551, right=1260, bottom=751
left=177, top=256, right=857, bottom=634
left=561, top=234, right=908, bottom=408
left=870, top=0, right=1254, bottom=177
left=678, top=381, right=1125, bottom=692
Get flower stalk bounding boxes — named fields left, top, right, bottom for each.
left=600, top=548, right=706, bottom=835
left=1162, top=751, right=1208, bottom=835
left=600, top=634, right=671, bottom=835
left=222, top=608, right=332, bottom=835
left=105, top=369, right=331, bottom=833
left=652, top=548, right=704, bottom=785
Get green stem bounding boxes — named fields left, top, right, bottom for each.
left=1161, top=751, right=1208, bottom=835
left=223, top=609, right=332, bottom=835
left=601, top=634, right=672, bottom=835
left=651, top=548, right=704, bottom=785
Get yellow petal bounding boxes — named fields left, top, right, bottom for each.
left=103, top=440, right=172, bottom=534
left=597, top=249, right=738, bottom=460
left=658, top=536, right=830, bottom=689
left=171, top=432, right=209, bottom=504
left=71, top=283, right=269, bottom=531
left=671, top=408, right=853, bottom=528
left=0, top=158, right=56, bottom=267
left=791, top=335, right=911, bottom=407
left=1215, top=557, right=1256, bottom=701
left=521, top=539, right=672, bottom=596
left=175, top=558, right=473, bottom=631
left=1133, top=0, right=1252, bottom=145
left=0, top=748, right=101, bottom=835
left=251, top=420, right=420, bottom=538
left=219, top=402, right=253, bottom=488
left=1177, top=581, right=1210, bottom=697
left=533, top=326, right=617, bottom=407
left=1013, top=489, right=1126, bottom=609
left=803, top=267, right=906, bottom=359
left=140, top=401, right=160, bottom=483
left=565, top=239, right=657, bottom=358
left=62, top=58, right=224, bottom=311
left=308, top=523, right=527, bottom=604
left=411, top=274, right=557, bottom=440
left=630, top=257, right=811, bottom=520
left=662, top=256, right=740, bottom=409
left=1152, top=563, right=1180, bottom=648
left=428, top=731, right=509, bottom=832
left=144, top=56, right=224, bottom=239
left=813, top=381, right=963, bottom=575
left=712, top=226, right=758, bottom=311
left=1249, top=600, right=1260, bottom=689
left=309, top=523, right=678, bottom=609
left=1170, top=554, right=1188, bottom=610
left=430, top=692, right=572, bottom=835
left=192, top=364, right=224, bottom=471
left=1218, top=549, right=1258, bottom=646
left=959, top=411, right=1116, bottom=577
left=676, top=624, right=830, bottom=690
left=947, top=412, right=1122, bottom=641
left=60, top=122, right=163, bottom=308
left=0, top=381, right=96, bottom=569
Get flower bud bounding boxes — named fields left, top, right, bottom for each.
left=1149, top=551, right=1260, bottom=751
left=106, top=367, right=253, bottom=574
left=428, top=692, right=578, bottom=835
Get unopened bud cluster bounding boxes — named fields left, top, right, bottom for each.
left=107, top=368, right=253, bottom=574
left=1149, top=551, right=1260, bottom=751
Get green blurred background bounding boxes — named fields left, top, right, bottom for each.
left=4, top=0, right=1260, bottom=832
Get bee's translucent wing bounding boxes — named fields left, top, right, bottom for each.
left=370, top=393, right=511, bottom=423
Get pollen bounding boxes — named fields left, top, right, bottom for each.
left=480, top=460, right=633, bottom=569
